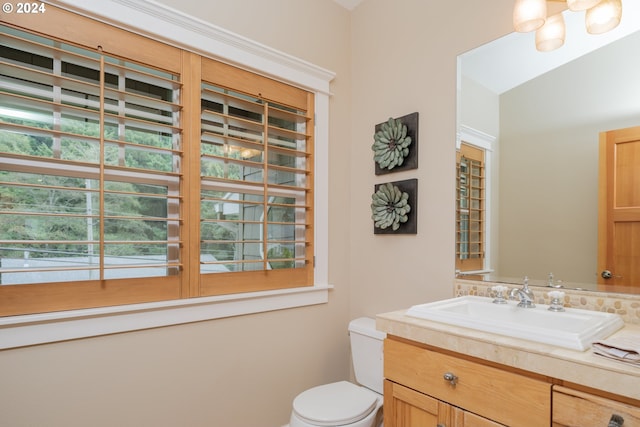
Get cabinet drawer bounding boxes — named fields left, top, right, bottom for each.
left=384, top=338, right=551, bottom=427
left=553, top=385, right=640, bottom=427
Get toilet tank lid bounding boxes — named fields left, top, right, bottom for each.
left=348, top=317, right=386, bottom=340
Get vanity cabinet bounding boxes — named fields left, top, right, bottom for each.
left=552, top=385, right=640, bottom=426
left=384, top=336, right=640, bottom=427
left=384, top=337, right=551, bottom=427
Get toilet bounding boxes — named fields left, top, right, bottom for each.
left=289, top=317, right=386, bottom=427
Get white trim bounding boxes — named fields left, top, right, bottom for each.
left=314, top=94, right=330, bottom=285
left=456, top=125, right=495, bottom=151
left=456, top=269, right=494, bottom=276
left=0, top=285, right=333, bottom=349
left=46, top=0, right=336, bottom=95
left=0, top=0, right=336, bottom=349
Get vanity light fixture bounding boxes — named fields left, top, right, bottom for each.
left=513, top=0, right=623, bottom=51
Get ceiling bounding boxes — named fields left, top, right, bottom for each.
left=461, top=0, right=640, bottom=94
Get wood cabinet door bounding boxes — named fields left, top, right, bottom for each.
left=553, top=385, right=640, bottom=427
left=384, top=380, right=449, bottom=427
left=452, top=407, right=506, bottom=427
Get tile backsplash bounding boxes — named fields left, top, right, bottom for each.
left=455, top=279, right=640, bottom=324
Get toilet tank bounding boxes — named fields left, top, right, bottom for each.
left=348, top=317, right=387, bottom=395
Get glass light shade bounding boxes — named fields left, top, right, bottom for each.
left=586, top=0, right=622, bottom=34
left=535, top=13, right=566, bottom=52
left=567, top=0, right=602, bottom=11
left=513, top=0, right=547, bottom=32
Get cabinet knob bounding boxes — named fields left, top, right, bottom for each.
left=601, top=270, right=623, bottom=280
left=443, top=372, right=458, bottom=386
left=608, top=414, right=624, bottom=427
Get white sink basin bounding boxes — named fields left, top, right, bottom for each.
left=405, top=296, right=624, bottom=351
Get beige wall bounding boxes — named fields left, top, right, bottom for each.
left=0, top=1, right=518, bottom=426
left=459, top=76, right=501, bottom=269
left=460, top=76, right=500, bottom=138
left=347, top=0, right=513, bottom=318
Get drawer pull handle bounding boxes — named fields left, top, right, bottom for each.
left=608, top=414, right=624, bottom=427
left=443, top=372, right=458, bottom=386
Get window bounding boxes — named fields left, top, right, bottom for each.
left=198, top=62, right=314, bottom=295
left=0, top=5, right=315, bottom=317
left=456, top=143, right=485, bottom=272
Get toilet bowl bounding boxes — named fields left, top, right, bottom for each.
left=290, top=381, right=382, bottom=427
left=288, top=318, right=386, bottom=427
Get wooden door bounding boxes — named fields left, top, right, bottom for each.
left=598, top=126, right=640, bottom=291
left=384, top=380, right=449, bottom=427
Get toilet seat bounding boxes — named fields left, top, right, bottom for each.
left=292, top=381, right=380, bottom=426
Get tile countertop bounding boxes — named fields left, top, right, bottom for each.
left=376, top=309, right=640, bottom=402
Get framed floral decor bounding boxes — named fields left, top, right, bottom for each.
left=372, top=112, right=418, bottom=175
left=371, top=178, right=417, bottom=234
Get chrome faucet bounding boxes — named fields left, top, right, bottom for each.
left=509, top=276, right=536, bottom=308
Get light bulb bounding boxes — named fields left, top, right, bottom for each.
left=586, top=0, right=622, bottom=34
left=536, top=13, right=566, bottom=52
left=513, top=0, right=547, bottom=33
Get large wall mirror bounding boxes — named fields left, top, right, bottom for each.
left=457, top=2, right=640, bottom=295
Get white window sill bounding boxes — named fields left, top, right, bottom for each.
left=456, top=269, right=494, bottom=276
left=0, top=285, right=332, bottom=349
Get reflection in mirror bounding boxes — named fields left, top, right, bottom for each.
left=456, top=3, right=640, bottom=295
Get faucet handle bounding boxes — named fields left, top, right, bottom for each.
left=548, top=290, right=564, bottom=299
left=547, top=291, right=565, bottom=312
left=491, top=285, right=509, bottom=304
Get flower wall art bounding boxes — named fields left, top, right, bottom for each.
left=372, top=112, right=418, bottom=175
left=371, top=178, right=417, bottom=234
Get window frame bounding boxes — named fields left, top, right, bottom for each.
left=456, top=143, right=486, bottom=271
left=456, top=125, right=495, bottom=276
left=0, top=0, right=333, bottom=348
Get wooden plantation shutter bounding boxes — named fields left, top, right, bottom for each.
left=198, top=59, right=315, bottom=296
left=0, top=14, right=184, bottom=316
left=456, top=143, right=485, bottom=272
